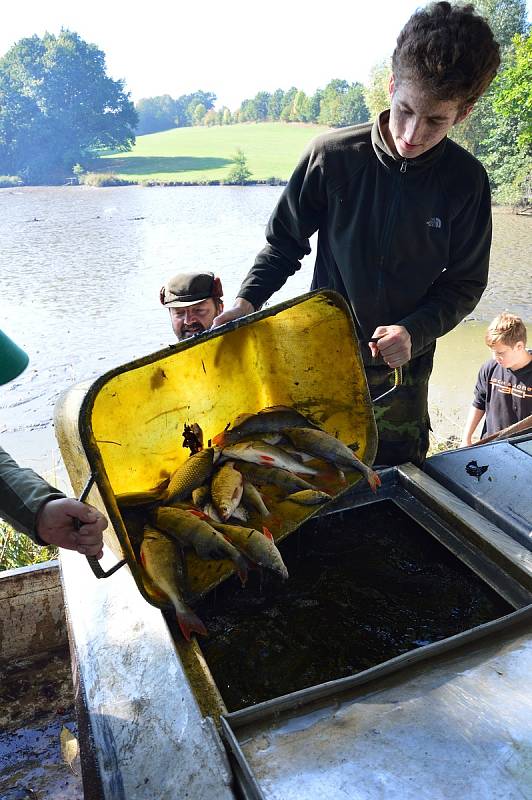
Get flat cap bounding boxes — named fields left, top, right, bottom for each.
left=159, top=271, right=222, bottom=308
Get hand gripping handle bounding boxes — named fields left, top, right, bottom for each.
left=77, top=474, right=127, bottom=579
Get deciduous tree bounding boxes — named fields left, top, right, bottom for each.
left=0, top=30, right=137, bottom=181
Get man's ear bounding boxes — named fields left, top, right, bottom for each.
left=455, top=104, right=475, bottom=125
left=389, top=74, right=395, bottom=98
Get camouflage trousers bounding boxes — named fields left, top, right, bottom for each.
left=365, top=345, right=435, bottom=468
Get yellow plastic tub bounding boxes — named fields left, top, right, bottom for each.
left=55, top=290, right=377, bottom=605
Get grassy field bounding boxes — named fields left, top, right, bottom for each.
left=93, top=122, right=330, bottom=184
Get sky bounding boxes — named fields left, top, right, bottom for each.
left=0, top=0, right=428, bottom=110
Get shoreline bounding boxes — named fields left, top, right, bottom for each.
left=1, top=177, right=289, bottom=189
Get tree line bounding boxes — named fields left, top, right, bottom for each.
left=136, top=80, right=369, bottom=132
left=0, top=0, right=529, bottom=202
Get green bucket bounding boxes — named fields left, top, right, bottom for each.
left=0, top=330, right=29, bottom=385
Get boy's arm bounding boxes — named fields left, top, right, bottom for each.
left=461, top=406, right=485, bottom=447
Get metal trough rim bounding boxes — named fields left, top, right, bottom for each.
left=221, top=603, right=532, bottom=800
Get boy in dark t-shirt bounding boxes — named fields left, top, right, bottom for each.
left=461, top=313, right=532, bottom=445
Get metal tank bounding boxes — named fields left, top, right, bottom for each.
left=53, top=292, right=532, bottom=800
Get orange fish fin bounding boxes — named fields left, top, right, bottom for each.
left=262, top=525, right=274, bottom=541
left=368, top=470, right=382, bottom=493
left=177, top=610, right=208, bottom=641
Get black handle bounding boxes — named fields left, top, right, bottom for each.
left=77, top=473, right=127, bottom=579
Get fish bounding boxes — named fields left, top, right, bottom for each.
left=284, top=489, right=331, bottom=505
left=235, top=461, right=316, bottom=492
left=191, top=484, right=210, bottom=507
left=241, top=480, right=270, bottom=517
left=164, top=448, right=216, bottom=503
left=210, top=522, right=288, bottom=579
left=211, top=461, right=243, bottom=520
left=203, top=502, right=222, bottom=522
left=212, top=404, right=320, bottom=446
left=222, top=440, right=317, bottom=475
left=140, top=527, right=207, bottom=641
left=115, top=478, right=169, bottom=508
left=282, top=428, right=381, bottom=492
left=229, top=504, right=249, bottom=523
left=153, top=506, right=248, bottom=583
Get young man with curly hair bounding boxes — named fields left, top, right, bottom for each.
left=213, top=2, right=501, bottom=467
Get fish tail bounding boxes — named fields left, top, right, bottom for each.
left=237, top=562, right=248, bottom=586
left=176, top=608, right=208, bottom=641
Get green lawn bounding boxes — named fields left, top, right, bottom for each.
left=94, top=122, right=330, bottom=183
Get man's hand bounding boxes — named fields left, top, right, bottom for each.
left=369, top=325, right=412, bottom=367
left=36, top=499, right=107, bottom=559
left=211, top=297, right=255, bottom=329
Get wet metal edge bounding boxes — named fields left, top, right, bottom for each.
left=222, top=604, right=532, bottom=799
left=221, top=466, right=532, bottom=798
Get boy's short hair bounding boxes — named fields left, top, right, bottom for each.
left=485, top=313, right=528, bottom=348
left=392, top=1, right=500, bottom=109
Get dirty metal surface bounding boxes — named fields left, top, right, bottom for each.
left=226, top=614, right=532, bottom=800
left=425, top=438, right=532, bottom=549
left=59, top=546, right=236, bottom=800
left=0, top=647, right=82, bottom=800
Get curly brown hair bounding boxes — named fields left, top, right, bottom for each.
left=392, top=2, right=501, bottom=109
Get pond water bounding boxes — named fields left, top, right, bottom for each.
left=0, top=185, right=530, bottom=481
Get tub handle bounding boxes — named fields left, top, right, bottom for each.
left=372, top=366, right=403, bottom=403
left=367, top=337, right=403, bottom=403
left=77, top=473, right=127, bottom=579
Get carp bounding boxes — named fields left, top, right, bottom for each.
left=211, top=461, right=243, bottom=520
left=153, top=506, right=248, bottom=583
left=210, top=522, right=288, bottom=579
left=284, top=489, right=331, bottom=505
left=235, top=461, right=316, bottom=492
left=140, top=527, right=207, bottom=641
left=222, top=440, right=317, bottom=475
left=165, top=448, right=217, bottom=503
left=212, top=405, right=320, bottom=446
left=282, top=428, right=381, bottom=493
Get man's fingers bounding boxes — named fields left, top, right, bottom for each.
left=211, top=309, right=244, bottom=328
left=76, top=542, right=104, bottom=558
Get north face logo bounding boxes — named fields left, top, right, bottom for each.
left=426, top=217, right=442, bottom=229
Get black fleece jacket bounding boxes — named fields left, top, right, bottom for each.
left=238, top=111, right=492, bottom=364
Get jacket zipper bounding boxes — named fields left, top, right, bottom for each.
left=376, top=159, right=408, bottom=316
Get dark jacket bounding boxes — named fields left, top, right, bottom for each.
left=238, top=111, right=492, bottom=364
left=0, top=445, right=65, bottom=544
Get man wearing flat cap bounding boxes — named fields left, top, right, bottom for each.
left=160, top=271, right=224, bottom=340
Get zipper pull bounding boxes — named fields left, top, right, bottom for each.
left=400, top=160, right=407, bottom=173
